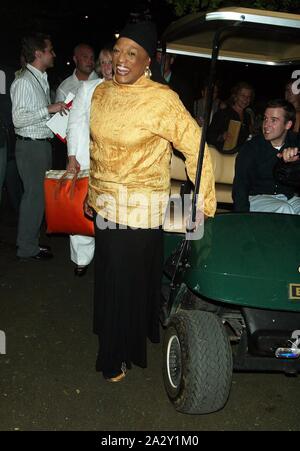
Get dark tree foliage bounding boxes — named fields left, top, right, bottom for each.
left=167, top=0, right=300, bottom=16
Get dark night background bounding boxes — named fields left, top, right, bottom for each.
left=0, top=1, right=175, bottom=72
left=0, top=0, right=299, bottom=108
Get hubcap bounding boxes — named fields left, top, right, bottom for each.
left=166, top=334, right=182, bottom=389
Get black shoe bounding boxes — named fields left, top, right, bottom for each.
left=74, top=265, right=88, bottom=277
left=16, top=244, right=51, bottom=252
left=18, top=249, right=53, bottom=261
left=39, top=244, right=51, bottom=252
left=32, top=249, right=53, bottom=260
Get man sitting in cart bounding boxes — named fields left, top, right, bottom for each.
left=232, top=99, right=300, bottom=214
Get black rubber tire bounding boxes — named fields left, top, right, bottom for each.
left=163, top=310, right=233, bottom=414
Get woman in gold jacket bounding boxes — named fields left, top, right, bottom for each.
left=85, top=21, right=216, bottom=382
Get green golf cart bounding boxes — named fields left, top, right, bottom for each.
left=161, top=7, right=300, bottom=415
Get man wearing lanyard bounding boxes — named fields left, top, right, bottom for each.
left=11, top=33, right=68, bottom=260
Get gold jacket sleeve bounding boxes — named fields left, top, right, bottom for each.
left=148, top=88, right=216, bottom=217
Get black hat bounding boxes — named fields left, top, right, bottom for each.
left=119, top=22, right=157, bottom=58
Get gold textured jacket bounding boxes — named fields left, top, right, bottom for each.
left=89, top=75, right=216, bottom=228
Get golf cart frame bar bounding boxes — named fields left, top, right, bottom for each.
left=166, top=48, right=297, bottom=66
left=207, top=8, right=300, bottom=29
left=164, top=8, right=300, bottom=66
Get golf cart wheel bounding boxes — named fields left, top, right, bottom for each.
left=163, top=310, right=232, bottom=414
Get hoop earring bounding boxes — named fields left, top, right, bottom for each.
left=144, top=66, right=152, bottom=79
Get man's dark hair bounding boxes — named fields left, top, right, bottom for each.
left=266, top=99, right=296, bottom=126
left=73, top=43, right=94, bottom=57
left=21, top=33, right=51, bottom=64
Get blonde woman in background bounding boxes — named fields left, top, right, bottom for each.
left=95, top=47, right=113, bottom=80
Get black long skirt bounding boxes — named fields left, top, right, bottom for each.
left=93, top=218, right=163, bottom=374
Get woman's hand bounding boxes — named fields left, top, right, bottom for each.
left=196, top=117, right=204, bottom=127
left=83, top=194, right=93, bottom=219
left=185, top=209, right=205, bottom=240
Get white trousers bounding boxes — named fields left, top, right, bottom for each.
left=70, top=234, right=95, bottom=266
left=249, top=194, right=300, bottom=215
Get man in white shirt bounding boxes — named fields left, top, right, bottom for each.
left=11, top=33, right=68, bottom=260
left=65, top=47, right=113, bottom=276
left=55, top=44, right=98, bottom=102
left=66, top=79, right=103, bottom=276
left=53, top=44, right=99, bottom=170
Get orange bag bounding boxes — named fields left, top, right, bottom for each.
left=44, top=170, right=94, bottom=236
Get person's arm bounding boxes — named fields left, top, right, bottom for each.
left=65, top=92, right=85, bottom=172
left=65, top=82, right=92, bottom=174
left=55, top=85, right=66, bottom=103
left=66, top=84, right=88, bottom=157
left=232, top=143, right=254, bottom=212
left=207, top=109, right=229, bottom=151
left=66, top=80, right=103, bottom=171
left=155, top=90, right=216, bottom=218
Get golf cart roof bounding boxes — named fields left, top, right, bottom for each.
left=162, top=7, right=300, bottom=65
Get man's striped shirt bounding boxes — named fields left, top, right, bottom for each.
left=10, top=64, right=53, bottom=139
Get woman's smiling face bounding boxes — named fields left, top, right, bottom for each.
left=112, top=37, right=150, bottom=85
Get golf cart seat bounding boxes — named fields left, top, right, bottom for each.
left=170, top=145, right=237, bottom=204
left=165, top=145, right=236, bottom=232
left=209, top=146, right=237, bottom=205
